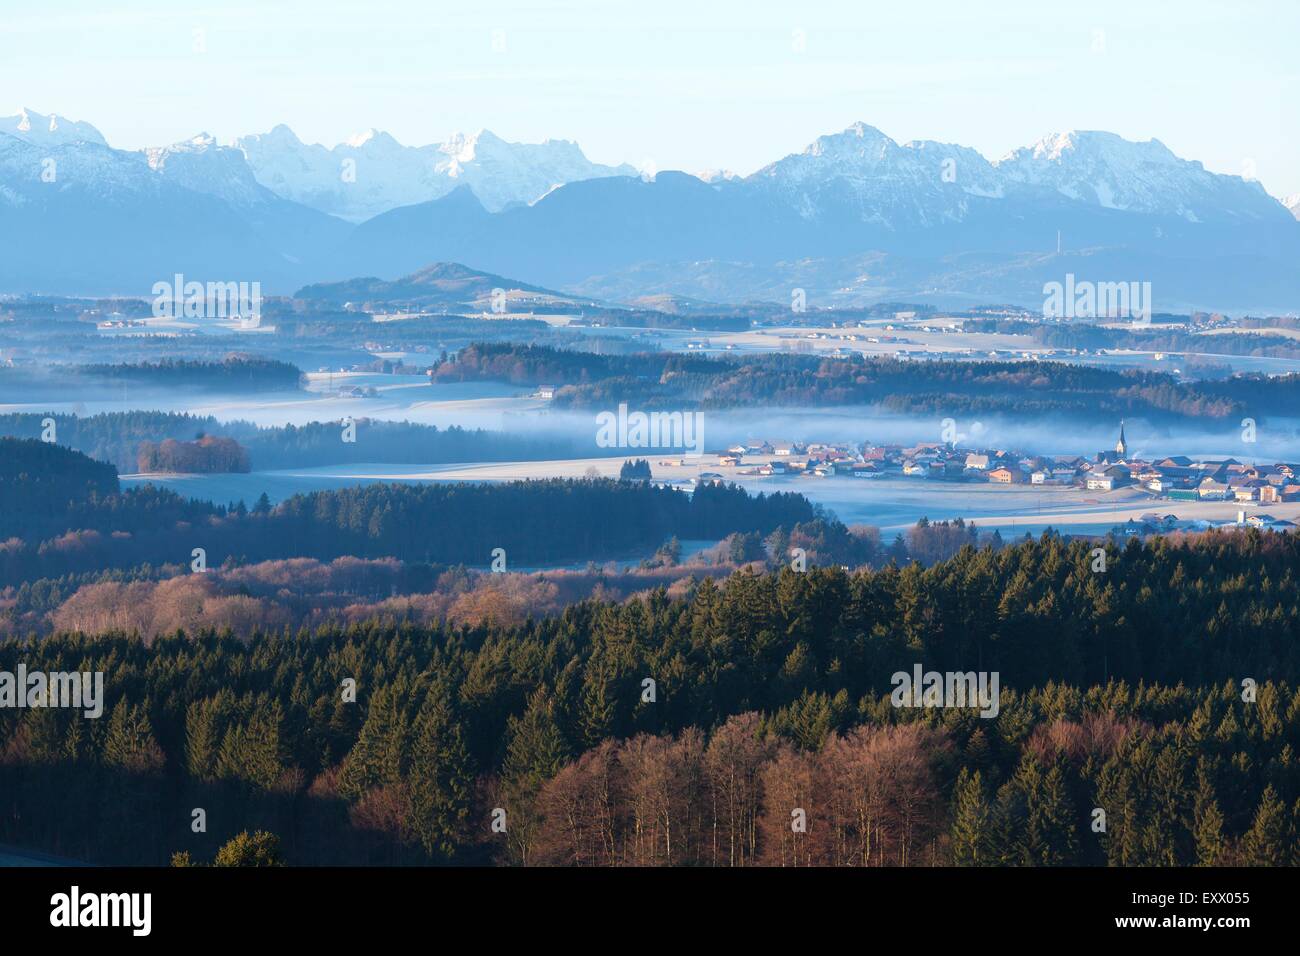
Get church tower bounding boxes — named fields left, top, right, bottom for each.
left=1115, top=421, right=1128, bottom=458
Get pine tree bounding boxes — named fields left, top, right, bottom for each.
left=408, top=689, right=474, bottom=861
left=504, top=689, right=569, bottom=786
left=500, top=688, right=570, bottom=864
left=213, top=830, right=284, bottom=867
left=578, top=666, right=616, bottom=748
left=1241, top=785, right=1291, bottom=866
left=339, top=686, right=410, bottom=799
left=185, top=694, right=227, bottom=782
left=951, top=768, right=993, bottom=865
left=1192, top=766, right=1226, bottom=866
left=102, top=700, right=165, bottom=773
left=1020, top=759, right=1079, bottom=865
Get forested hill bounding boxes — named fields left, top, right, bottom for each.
left=1, top=529, right=1297, bottom=866
left=73, top=356, right=301, bottom=391
left=431, top=342, right=1298, bottom=421
left=0, top=437, right=119, bottom=514
left=0, top=476, right=815, bottom=585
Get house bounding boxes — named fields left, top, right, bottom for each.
left=1145, top=475, right=1193, bottom=493
left=1055, top=455, right=1088, bottom=470
left=1031, top=469, right=1071, bottom=485
left=1197, top=479, right=1232, bottom=500
left=1086, top=465, right=1131, bottom=492
left=1138, top=513, right=1179, bottom=531
left=536, top=385, right=556, bottom=399
left=718, top=455, right=741, bottom=467
left=965, top=453, right=991, bottom=471
left=1195, top=458, right=1241, bottom=473
left=987, top=467, right=1017, bottom=484
left=771, top=442, right=797, bottom=457
left=1232, top=479, right=1268, bottom=502
left=1244, top=514, right=1297, bottom=530
left=906, top=442, right=946, bottom=459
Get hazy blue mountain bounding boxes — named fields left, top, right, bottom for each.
left=324, top=124, right=1300, bottom=311
left=0, top=123, right=349, bottom=295
left=3, top=115, right=1298, bottom=310
left=142, top=132, right=351, bottom=266
left=295, top=261, right=570, bottom=308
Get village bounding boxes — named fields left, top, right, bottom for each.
left=662, top=421, right=1300, bottom=534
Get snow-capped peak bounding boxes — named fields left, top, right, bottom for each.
left=696, top=168, right=739, bottom=183
left=142, top=131, right=272, bottom=208
left=743, top=121, right=1290, bottom=227
left=2, top=108, right=107, bottom=147
left=230, top=123, right=636, bottom=220
left=344, top=127, right=401, bottom=150
left=993, top=128, right=1270, bottom=219
left=1007, top=129, right=1180, bottom=168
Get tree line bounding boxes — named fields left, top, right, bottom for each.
left=0, top=444, right=815, bottom=585
left=429, top=343, right=1294, bottom=423
left=0, top=413, right=585, bottom=474
left=75, top=356, right=302, bottom=391
left=0, top=529, right=1297, bottom=865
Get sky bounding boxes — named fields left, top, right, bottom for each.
left=2, top=0, right=1297, bottom=198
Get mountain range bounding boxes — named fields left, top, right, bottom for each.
left=2, top=108, right=1298, bottom=312
left=233, top=124, right=637, bottom=221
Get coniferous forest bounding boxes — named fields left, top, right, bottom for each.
left=3, top=530, right=1298, bottom=866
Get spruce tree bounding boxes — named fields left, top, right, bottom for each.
left=1242, top=785, right=1291, bottom=866
left=339, top=686, right=410, bottom=799
left=951, top=768, right=993, bottom=865
left=1192, top=766, right=1226, bottom=866
left=408, top=688, right=474, bottom=861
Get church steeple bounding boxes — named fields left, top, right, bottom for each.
left=1115, top=420, right=1128, bottom=458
